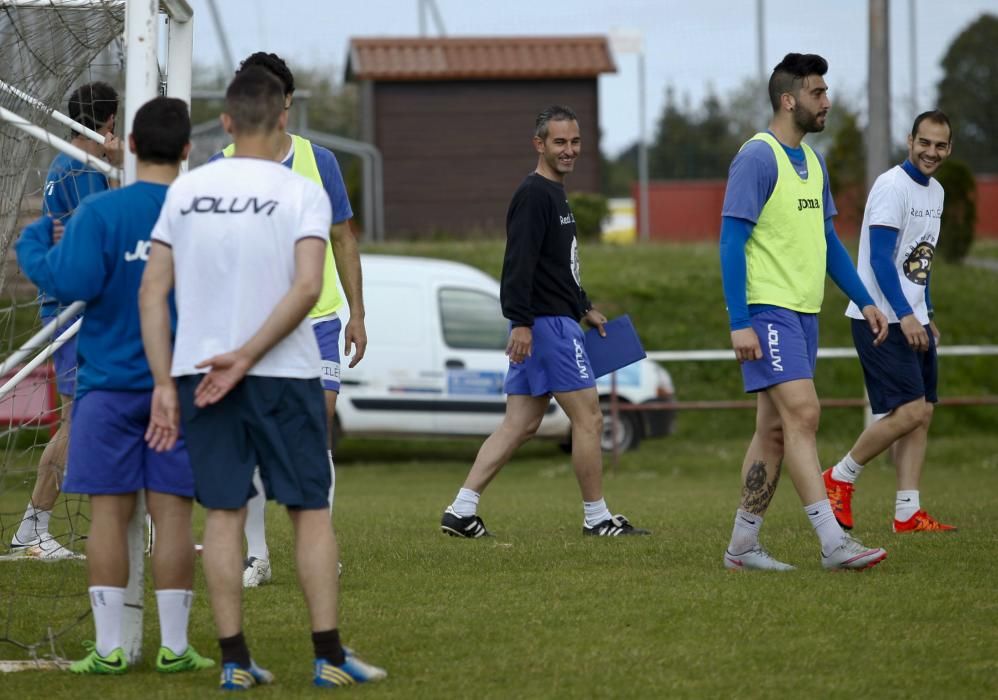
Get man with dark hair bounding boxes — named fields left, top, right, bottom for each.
left=440, top=104, right=649, bottom=538
left=140, top=66, right=385, bottom=690
left=211, top=52, right=366, bottom=589
left=823, top=110, right=956, bottom=533
left=718, top=53, right=890, bottom=571
left=17, top=97, right=213, bottom=676
left=10, top=80, right=125, bottom=559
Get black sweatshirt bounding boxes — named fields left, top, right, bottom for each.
left=500, top=173, right=592, bottom=327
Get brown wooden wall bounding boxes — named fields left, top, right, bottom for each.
left=371, top=79, right=601, bottom=237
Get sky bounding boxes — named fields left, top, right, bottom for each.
left=185, top=0, right=994, bottom=156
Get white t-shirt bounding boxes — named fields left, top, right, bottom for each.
left=846, top=164, right=944, bottom=325
left=151, top=157, right=332, bottom=379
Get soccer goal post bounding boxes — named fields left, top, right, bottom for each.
left=0, top=0, right=193, bottom=671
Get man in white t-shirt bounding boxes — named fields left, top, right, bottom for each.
left=138, top=66, right=386, bottom=691
left=823, top=110, right=957, bottom=534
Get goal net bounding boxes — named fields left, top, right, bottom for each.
left=0, top=0, right=192, bottom=670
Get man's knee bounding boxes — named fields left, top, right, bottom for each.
left=892, top=399, right=933, bottom=431
left=503, top=413, right=542, bottom=442
left=572, top=404, right=603, bottom=437
left=205, top=507, right=247, bottom=535
left=781, top=401, right=820, bottom=435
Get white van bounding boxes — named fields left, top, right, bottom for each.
left=333, top=255, right=675, bottom=452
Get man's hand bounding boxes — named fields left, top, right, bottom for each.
left=861, top=305, right=889, bottom=347
left=582, top=308, right=608, bottom=337
left=506, top=326, right=532, bottom=364
left=103, top=133, right=124, bottom=168
left=343, top=316, right=367, bottom=368
left=193, top=351, right=253, bottom=407
left=51, top=219, right=65, bottom=245
left=899, top=313, right=929, bottom=351
left=146, top=383, right=180, bottom=452
left=929, top=319, right=941, bottom=346
left=730, top=327, right=762, bottom=363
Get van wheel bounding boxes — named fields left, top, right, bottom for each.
left=599, top=399, right=641, bottom=452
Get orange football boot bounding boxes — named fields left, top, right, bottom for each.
left=822, top=468, right=854, bottom=530
left=893, top=510, right=957, bottom=533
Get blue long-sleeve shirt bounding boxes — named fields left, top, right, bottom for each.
left=38, top=153, right=111, bottom=316
left=16, top=181, right=173, bottom=398
left=869, top=225, right=914, bottom=319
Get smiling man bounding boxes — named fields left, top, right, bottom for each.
left=440, top=105, right=649, bottom=538
left=718, top=53, right=890, bottom=571
left=823, top=110, right=956, bottom=534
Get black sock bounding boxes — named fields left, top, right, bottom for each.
left=219, top=632, right=252, bottom=668
left=312, top=628, right=345, bottom=665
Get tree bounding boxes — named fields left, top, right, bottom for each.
left=648, top=87, right=741, bottom=179
left=724, top=78, right=770, bottom=144
left=937, top=14, right=998, bottom=173
left=187, top=61, right=358, bottom=138
left=934, top=159, right=977, bottom=262
left=294, top=67, right=359, bottom=139
left=823, top=106, right=867, bottom=232
left=601, top=143, right=638, bottom=198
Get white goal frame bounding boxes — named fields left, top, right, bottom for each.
left=0, top=0, right=194, bottom=670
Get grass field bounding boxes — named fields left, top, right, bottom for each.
left=0, top=240, right=995, bottom=697
left=0, top=433, right=996, bottom=698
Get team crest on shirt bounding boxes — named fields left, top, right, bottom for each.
left=570, top=237, right=582, bottom=288
left=902, top=241, right=934, bottom=285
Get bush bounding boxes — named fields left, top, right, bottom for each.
left=568, top=192, right=610, bottom=242
left=935, top=158, right=977, bottom=262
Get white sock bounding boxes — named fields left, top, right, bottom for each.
left=895, top=490, right=920, bottom=522
left=583, top=498, right=613, bottom=527
left=156, top=589, right=193, bottom=655
left=327, top=450, right=336, bottom=516
left=244, top=468, right=269, bottom=561
left=13, top=504, right=50, bottom=544
left=450, top=488, right=480, bottom=517
left=728, top=509, right=763, bottom=554
left=89, top=586, right=125, bottom=657
left=804, top=499, right=846, bottom=554
left=831, top=453, right=864, bottom=484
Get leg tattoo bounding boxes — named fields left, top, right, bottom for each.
left=741, top=460, right=781, bottom=515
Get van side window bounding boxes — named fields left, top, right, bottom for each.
left=439, top=288, right=508, bottom=350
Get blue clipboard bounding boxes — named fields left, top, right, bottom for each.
left=583, top=314, right=647, bottom=379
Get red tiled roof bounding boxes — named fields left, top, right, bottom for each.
left=347, top=36, right=616, bottom=81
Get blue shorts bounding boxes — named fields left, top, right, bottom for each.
left=852, top=319, right=938, bottom=414
left=62, top=390, right=195, bottom=497
left=504, top=316, right=597, bottom=397
left=312, top=316, right=341, bottom=392
left=41, top=313, right=78, bottom=397
left=740, top=308, right=819, bottom=393
left=177, top=375, right=329, bottom=510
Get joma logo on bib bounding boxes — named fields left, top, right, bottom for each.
left=179, top=196, right=279, bottom=216
left=796, top=197, right=820, bottom=211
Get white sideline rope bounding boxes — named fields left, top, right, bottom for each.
left=0, top=318, right=81, bottom=401
left=0, top=80, right=107, bottom=145
left=0, top=301, right=85, bottom=377
left=646, top=345, right=998, bottom=362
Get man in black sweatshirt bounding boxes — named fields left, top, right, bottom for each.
left=440, top=105, right=650, bottom=538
